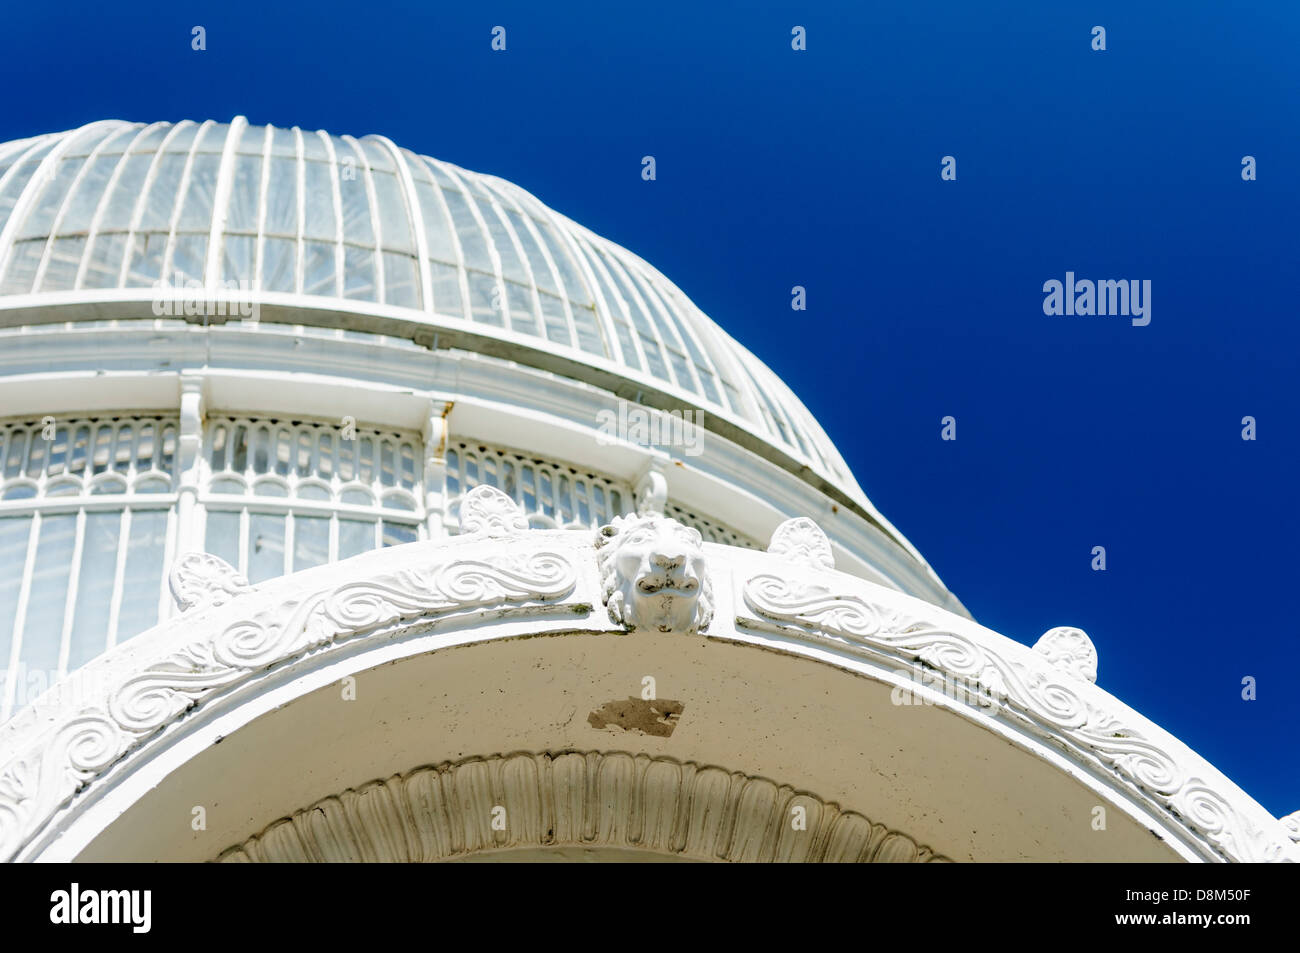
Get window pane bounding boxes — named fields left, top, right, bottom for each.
left=381, top=522, right=417, bottom=548
left=338, top=518, right=374, bottom=560
left=293, top=515, right=330, bottom=572
left=114, top=510, right=167, bottom=643
left=0, top=516, right=33, bottom=684
left=68, top=511, right=121, bottom=669
left=247, top=513, right=285, bottom=584
left=205, top=510, right=241, bottom=572
left=20, top=514, right=77, bottom=675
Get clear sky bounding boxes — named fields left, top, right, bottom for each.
left=1, top=1, right=1296, bottom=815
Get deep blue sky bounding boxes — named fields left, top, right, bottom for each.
left=2, top=2, right=1296, bottom=815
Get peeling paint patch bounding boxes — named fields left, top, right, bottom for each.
left=587, top=697, right=684, bottom=737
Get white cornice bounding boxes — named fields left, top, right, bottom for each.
left=0, top=328, right=966, bottom=614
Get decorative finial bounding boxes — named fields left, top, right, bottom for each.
left=767, top=517, right=835, bottom=571
left=1280, top=811, right=1300, bottom=843
left=169, top=552, right=253, bottom=613
left=458, top=484, right=529, bottom=536
left=634, top=465, right=668, bottom=517
left=1033, top=626, right=1098, bottom=683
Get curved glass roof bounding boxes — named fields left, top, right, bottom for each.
left=0, top=118, right=864, bottom=503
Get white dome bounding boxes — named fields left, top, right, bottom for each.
left=0, top=118, right=863, bottom=507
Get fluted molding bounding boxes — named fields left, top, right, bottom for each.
left=216, top=751, right=948, bottom=863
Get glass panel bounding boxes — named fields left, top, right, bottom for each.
left=124, top=232, right=167, bottom=286
left=438, top=186, right=492, bottom=272
left=225, top=155, right=262, bottom=233
left=247, top=513, right=285, bottom=584
left=19, top=156, right=87, bottom=238
left=195, top=123, right=231, bottom=153
left=264, top=157, right=297, bottom=236
left=80, top=232, right=127, bottom=289
left=170, top=233, right=207, bottom=283
left=336, top=141, right=374, bottom=245
left=539, top=293, right=571, bottom=347
left=261, top=237, right=296, bottom=293
left=302, top=131, right=329, bottom=163
left=19, top=514, right=77, bottom=675
left=177, top=153, right=220, bottom=230
left=1, top=239, right=43, bottom=294
left=302, top=240, right=336, bottom=296
left=114, top=510, right=167, bottom=643
left=0, top=160, right=44, bottom=234
left=382, top=252, right=419, bottom=308
left=506, top=208, right=558, bottom=294
left=59, top=154, right=119, bottom=234
left=205, top=510, right=241, bottom=571
left=303, top=161, right=336, bottom=240
left=535, top=220, right=593, bottom=307
left=468, top=271, right=502, bottom=326
left=343, top=245, right=376, bottom=300
left=163, top=123, right=198, bottom=155
left=338, top=518, right=375, bottom=561
left=0, top=516, right=32, bottom=680
left=506, top=281, right=538, bottom=336
left=39, top=237, right=85, bottom=291
left=269, top=126, right=297, bottom=158
left=429, top=261, right=462, bottom=318
left=360, top=140, right=393, bottom=172
left=292, top=516, right=330, bottom=572
left=98, top=153, right=152, bottom=231
left=370, top=171, right=412, bottom=252
left=67, top=511, right=121, bottom=669
left=381, top=522, right=418, bottom=548
left=220, top=234, right=255, bottom=285
left=413, top=177, right=457, bottom=266
left=238, top=123, right=266, bottom=155
left=137, top=153, right=187, bottom=231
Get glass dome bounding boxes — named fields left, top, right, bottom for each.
left=0, top=116, right=962, bottom=724
left=0, top=118, right=864, bottom=504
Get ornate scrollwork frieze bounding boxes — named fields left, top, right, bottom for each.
left=738, top=570, right=1294, bottom=863
left=0, top=545, right=579, bottom=862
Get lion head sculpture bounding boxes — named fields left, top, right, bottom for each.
left=596, top=514, right=712, bottom=633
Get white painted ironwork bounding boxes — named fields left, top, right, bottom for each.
left=0, top=118, right=856, bottom=492
left=0, top=414, right=178, bottom=718
left=199, top=415, right=424, bottom=584
left=444, top=439, right=630, bottom=533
